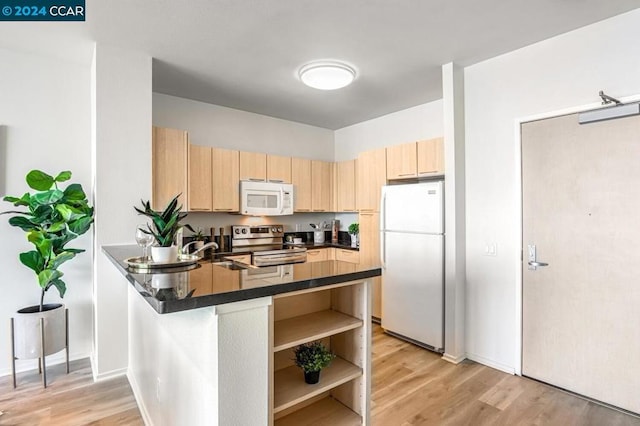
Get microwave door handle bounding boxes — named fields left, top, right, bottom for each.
left=280, top=187, right=285, bottom=214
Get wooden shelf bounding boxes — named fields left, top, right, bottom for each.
left=273, top=310, right=362, bottom=352
left=275, top=396, right=361, bottom=426
left=274, top=357, right=362, bottom=414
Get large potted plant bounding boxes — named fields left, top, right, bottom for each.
left=293, top=341, right=336, bottom=384
left=134, top=195, right=192, bottom=262
left=1, top=170, right=94, bottom=377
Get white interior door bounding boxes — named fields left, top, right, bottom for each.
left=521, top=112, right=640, bottom=414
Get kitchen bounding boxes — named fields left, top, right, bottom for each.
left=2, top=2, right=640, bottom=425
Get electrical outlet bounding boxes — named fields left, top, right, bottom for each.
left=484, top=243, right=497, bottom=257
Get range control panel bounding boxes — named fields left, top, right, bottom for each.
left=231, top=225, right=284, bottom=240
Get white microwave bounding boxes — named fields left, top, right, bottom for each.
left=240, top=181, right=294, bottom=216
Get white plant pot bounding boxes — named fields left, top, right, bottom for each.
left=13, top=303, right=66, bottom=359
left=350, top=234, right=359, bottom=248
left=151, top=245, right=179, bottom=263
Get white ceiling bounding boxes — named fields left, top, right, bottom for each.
left=2, top=1, right=639, bottom=129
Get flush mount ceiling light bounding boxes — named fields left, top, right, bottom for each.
left=298, top=61, right=356, bottom=90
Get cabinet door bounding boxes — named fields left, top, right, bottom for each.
left=152, top=126, right=188, bottom=210
left=335, top=249, right=359, bottom=264
left=417, top=137, right=444, bottom=176
left=311, top=160, right=332, bottom=212
left=292, top=157, right=312, bottom=212
left=188, top=144, right=212, bottom=211
left=336, top=160, right=356, bottom=212
left=306, top=248, right=328, bottom=263
left=212, top=147, right=240, bottom=212
left=356, top=148, right=386, bottom=212
left=239, top=151, right=267, bottom=181
left=359, top=212, right=382, bottom=319
left=267, top=155, right=292, bottom=183
left=386, top=142, right=417, bottom=180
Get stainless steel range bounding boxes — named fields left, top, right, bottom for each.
left=231, top=225, right=307, bottom=267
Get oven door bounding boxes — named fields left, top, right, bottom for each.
left=252, top=251, right=307, bottom=267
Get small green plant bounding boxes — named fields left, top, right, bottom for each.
left=134, top=195, right=192, bottom=247
left=191, top=227, right=205, bottom=241
left=293, top=341, right=335, bottom=373
left=2, top=170, right=94, bottom=311
left=348, top=223, right=359, bottom=235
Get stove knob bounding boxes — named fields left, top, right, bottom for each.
left=241, top=228, right=247, bottom=234
left=277, top=227, right=283, bottom=233
left=234, top=229, right=240, bottom=234
left=271, top=227, right=277, bottom=232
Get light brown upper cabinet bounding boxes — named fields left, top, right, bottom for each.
left=188, top=144, right=213, bottom=211
left=266, top=155, right=292, bottom=183
left=335, top=160, right=356, bottom=212
left=152, top=126, right=188, bottom=210
left=311, top=160, right=333, bottom=212
left=291, top=158, right=312, bottom=212
left=356, top=148, right=386, bottom=212
left=239, top=151, right=267, bottom=181
left=211, top=147, right=240, bottom=212
left=386, top=142, right=418, bottom=179
left=417, top=137, right=444, bottom=176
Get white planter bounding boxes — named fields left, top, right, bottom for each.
left=151, top=245, right=179, bottom=263
left=13, top=303, right=66, bottom=359
left=350, top=234, right=359, bottom=248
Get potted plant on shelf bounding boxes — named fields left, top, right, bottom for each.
left=348, top=223, right=359, bottom=248
left=134, top=195, right=192, bottom=262
left=2, top=170, right=94, bottom=383
left=293, top=341, right=336, bottom=384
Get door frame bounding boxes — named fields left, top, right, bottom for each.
left=513, top=92, right=640, bottom=376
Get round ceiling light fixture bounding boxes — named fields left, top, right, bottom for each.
left=298, top=61, right=356, bottom=90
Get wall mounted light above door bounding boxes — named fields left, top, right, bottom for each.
left=298, top=61, right=356, bottom=90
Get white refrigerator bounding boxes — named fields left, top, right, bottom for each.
left=380, top=181, right=444, bottom=352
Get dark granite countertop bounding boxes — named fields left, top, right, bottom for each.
left=102, top=245, right=380, bottom=314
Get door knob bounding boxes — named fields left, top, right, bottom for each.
left=527, top=245, right=549, bottom=271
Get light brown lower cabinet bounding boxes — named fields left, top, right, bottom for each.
left=305, top=248, right=328, bottom=262
left=272, top=279, right=370, bottom=424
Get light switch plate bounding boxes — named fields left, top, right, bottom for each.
left=484, top=243, right=497, bottom=256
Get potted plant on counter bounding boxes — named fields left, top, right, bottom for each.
left=134, top=194, right=192, bottom=262
left=348, top=223, right=359, bottom=248
left=293, top=341, right=336, bottom=384
left=2, top=170, right=94, bottom=386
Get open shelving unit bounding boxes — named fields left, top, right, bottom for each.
left=271, top=281, right=371, bottom=425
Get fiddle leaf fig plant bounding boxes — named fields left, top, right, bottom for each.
left=2, top=170, right=94, bottom=311
left=134, top=195, right=192, bottom=247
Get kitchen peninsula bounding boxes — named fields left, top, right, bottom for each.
left=103, top=245, right=380, bottom=426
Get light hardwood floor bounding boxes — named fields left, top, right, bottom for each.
left=1, top=326, right=638, bottom=425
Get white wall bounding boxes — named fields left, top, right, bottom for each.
left=153, top=93, right=335, bottom=161
left=0, top=47, right=92, bottom=376
left=334, top=101, right=443, bottom=161
left=464, top=8, right=640, bottom=373
left=92, top=44, right=152, bottom=379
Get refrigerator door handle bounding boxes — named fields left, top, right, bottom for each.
left=380, top=192, right=386, bottom=269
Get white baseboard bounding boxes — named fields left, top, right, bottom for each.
left=466, top=352, right=516, bottom=375
left=441, top=352, right=467, bottom=364
left=127, top=369, right=152, bottom=426
left=93, top=366, right=127, bottom=382
left=0, top=350, right=89, bottom=378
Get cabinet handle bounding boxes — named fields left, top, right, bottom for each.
left=314, top=209, right=326, bottom=212
left=267, top=179, right=284, bottom=183
left=296, top=209, right=310, bottom=212
left=214, top=208, right=234, bottom=211
left=189, top=208, right=211, bottom=211
left=418, top=170, right=438, bottom=175
left=247, top=178, right=266, bottom=182
left=398, top=173, right=416, bottom=177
